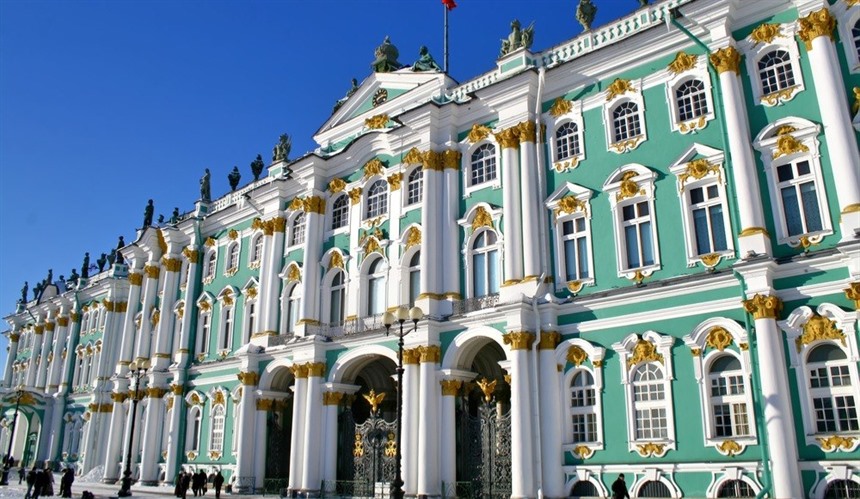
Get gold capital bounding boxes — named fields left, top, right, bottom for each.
left=403, top=348, right=421, bottom=365
left=516, top=121, right=537, bottom=143
left=128, top=272, right=143, bottom=286
left=163, top=258, right=182, bottom=272
left=442, top=150, right=461, bottom=170
left=845, top=282, right=860, bottom=310
left=417, top=345, right=441, bottom=363
left=45, top=321, right=56, bottom=332
left=440, top=379, right=462, bottom=396
left=144, top=264, right=160, bottom=279
left=290, top=364, right=309, bottom=379
left=271, top=217, right=287, bottom=233
left=182, top=247, right=201, bottom=264
left=304, top=196, right=326, bottom=214
left=323, top=392, right=345, bottom=406
left=9, top=334, right=20, bottom=342
left=538, top=331, right=561, bottom=350
left=57, top=317, right=69, bottom=327
left=306, top=362, right=326, bottom=377
left=797, top=8, right=835, bottom=50
left=743, top=294, right=783, bottom=320
left=494, top=127, right=520, bottom=149
left=503, top=331, right=536, bottom=350
left=709, top=46, right=741, bottom=74
left=567, top=345, right=588, bottom=366
left=256, top=398, right=273, bottom=411
left=34, top=325, right=44, bottom=335
left=422, top=151, right=444, bottom=171
left=70, top=312, right=81, bottom=323
left=170, top=383, right=184, bottom=395
left=237, top=371, right=260, bottom=386
left=349, top=188, right=363, bottom=205
left=146, top=387, right=168, bottom=398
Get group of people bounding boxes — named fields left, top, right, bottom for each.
left=22, top=466, right=53, bottom=499
left=174, top=469, right=224, bottom=499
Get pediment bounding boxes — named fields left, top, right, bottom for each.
left=669, top=143, right=724, bottom=170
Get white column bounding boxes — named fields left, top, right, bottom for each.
left=439, top=379, right=461, bottom=489
left=321, top=392, right=344, bottom=490
left=253, top=403, right=268, bottom=492
left=743, top=295, right=803, bottom=498
left=135, top=263, right=161, bottom=360
left=402, top=351, right=420, bottom=495
left=102, top=387, right=130, bottom=482
left=419, top=157, right=444, bottom=315
left=118, top=271, right=143, bottom=370
left=59, top=312, right=82, bottom=394
left=153, top=256, right=181, bottom=370
left=416, top=346, right=440, bottom=497
left=4, top=327, right=21, bottom=386
left=258, top=216, right=287, bottom=336
left=518, top=124, right=542, bottom=282
left=298, top=200, right=325, bottom=333
left=507, top=332, right=535, bottom=499
left=235, top=372, right=259, bottom=493
left=710, top=46, right=771, bottom=257
left=442, top=151, right=462, bottom=301
left=801, top=10, right=860, bottom=239
left=537, top=333, right=564, bottom=498
left=35, top=321, right=55, bottom=390
left=139, top=386, right=167, bottom=484
left=47, top=317, right=67, bottom=392
left=47, top=396, right=67, bottom=464
left=300, top=363, right=325, bottom=493
left=287, top=367, right=308, bottom=493
left=498, top=130, right=524, bottom=282
left=177, top=249, right=199, bottom=364
left=164, top=384, right=184, bottom=483
left=25, top=324, right=45, bottom=387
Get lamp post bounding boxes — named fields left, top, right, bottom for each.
left=382, top=306, right=423, bottom=499
left=117, top=359, right=149, bottom=497
left=0, top=386, right=26, bottom=486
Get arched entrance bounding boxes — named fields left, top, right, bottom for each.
left=262, top=366, right=294, bottom=488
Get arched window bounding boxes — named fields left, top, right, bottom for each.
left=709, top=355, right=751, bottom=438
left=824, top=480, right=860, bottom=499
left=366, top=257, right=387, bottom=316
left=187, top=407, right=201, bottom=451
left=570, top=370, right=597, bottom=444
left=471, top=230, right=500, bottom=297
left=283, top=284, right=301, bottom=334
left=555, top=122, right=580, bottom=161
left=250, top=234, right=263, bottom=264
left=197, top=309, right=211, bottom=356
left=612, top=102, right=641, bottom=142
left=328, top=270, right=346, bottom=325
left=638, top=480, right=672, bottom=498
left=205, top=252, right=217, bottom=279
left=226, top=243, right=239, bottom=271
left=470, top=144, right=497, bottom=186
left=675, top=79, right=708, bottom=122
left=407, top=251, right=421, bottom=306
left=632, top=363, right=668, bottom=440
left=570, top=481, right=599, bottom=498
left=290, top=213, right=306, bottom=246
left=406, top=168, right=423, bottom=206
left=220, top=306, right=234, bottom=350
left=331, top=194, right=349, bottom=230
left=365, top=180, right=389, bottom=219
left=807, top=344, right=859, bottom=433
left=717, top=479, right=755, bottom=498
left=758, top=49, right=795, bottom=96
left=210, top=405, right=225, bottom=452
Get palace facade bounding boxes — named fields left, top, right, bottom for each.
left=3, top=0, right=860, bottom=497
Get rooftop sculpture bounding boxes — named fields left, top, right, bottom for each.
left=500, top=19, right=534, bottom=57
left=372, top=36, right=402, bottom=73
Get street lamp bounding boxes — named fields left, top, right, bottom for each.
left=0, top=386, right=26, bottom=486
left=117, top=359, right=149, bottom=497
left=382, top=306, right=423, bottom=499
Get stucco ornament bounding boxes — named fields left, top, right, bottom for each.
left=627, top=339, right=663, bottom=368
left=476, top=378, right=497, bottom=403
left=796, top=314, right=846, bottom=352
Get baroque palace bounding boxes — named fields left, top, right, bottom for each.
left=3, top=0, right=860, bottom=497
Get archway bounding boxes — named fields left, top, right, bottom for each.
left=261, top=366, right=294, bottom=486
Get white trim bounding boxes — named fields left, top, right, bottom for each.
left=810, top=469, right=860, bottom=499
left=664, top=55, right=716, bottom=134
left=739, top=24, right=805, bottom=106
left=544, top=100, right=586, bottom=172
left=462, top=140, right=502, bottom=197
left=835, top=2, right=860, bottom=74
left=602, top=79, right=647, bottom=154
left=545, top=183, right=595, bottom=292
left=603, top=165, right=661, bottom=278
left=630, top=470, right=681, bottom=498
left=362, top=176, right=390, bottom=223
left=705, top=468, right=762, bottom=499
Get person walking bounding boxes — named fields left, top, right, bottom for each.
left=59, top=468, right=73, bottom=498
left=174, top=471, right=184, bottom=498
left=31, top=469, right=43, bottom=499
left=181, top=470, right=191, bottom=499
left=18, top=465, right=25, bottom=484
left=25, top=467, right=37, bottom=499
left=612, top=473, right=631, bottom=499
left=213, top=471, right=224, bottom=499
left=42, top=466, right=54, bottom=497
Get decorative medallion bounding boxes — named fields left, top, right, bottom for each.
left=699, top=253, right=722, bottom=269
left=772, top=133, right=809, bottom=159
left=636, top=442, right=666, bottom=457
left=627, top=339, right=663, bottom=368
left=228, top=229, right=238, bottom=240
left=205, top=237, right=217, bottom=247
left=286, top=264, right=301, bottom=282
left=549, top=97, right=572, bottom=117
left=749, top=23, right=782, bottom=44
left=328, top=178, right=346, bottom=193
left=212, top=391, right=226, bottom=406
left=616, top=171, right=644, bottom=201
left=555, top=195, right=587, bottom=218
left=817, top=435, right=857, bottom=452
left=572, top=445, right=594, bottom=459
left=796, top=314, right=846, bottom=352
left=554, top=157, right=580, bottom=173
left=365, top=114, right=389, bottom=129
left=476, top=378, right=497, bottom=403
left=706, top=327, right=734, bottom=351
left=797, top=8, right=836, bottom=50
left=716, top=439, right=743, bottom=457
left=467, top=124, right=492, bottom=144
left=762, top=87, right=798, bottom=106
left=403, top=147, right=424, bottom=165
left=667, top=51, right=697, bottom=74
left=566, top=345, right=588, bottom=366
left=353, top=433, right=364, bottom=457
left=845, top=282, right=860, bottom=310
left=678, top=159, right=721, bottom=192
left=679, top=115, right=707, bottom=134
left=567, top=280, right=585, bottom=294
left=405, top=226, right=421, bottom=250
left=362, top=389, right=386, bottom=413
left=349, top=187, right=363, bottom=205
left=387, top=173, right=402, bottom=191
left=605, top=78, right=635, bottom=101
left=372, top=88, right=388, bottom=107
left=471, top=206, right=494, bottom=231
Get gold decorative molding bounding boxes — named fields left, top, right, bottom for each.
left=328, top=251, right=344, bottom=270
left=572, top=445, right=594, bottom=460
left=548, top=97, right=572, bottom=117
left=553, top=157, right=579, bottom=173
left=709, top=46, right=741, bottom=74
left=365, top=114, right=389, bottom=129
left=636, top=442, right=666, bottom=457
left=440, top=379, right=462, bottom=396
left=290, top=364, right=309, bottom=379
left=237, top=371, right=260, bottom=386
left=762, top=86, right=798, bottom=106
left=306, top=362, right=326, bottom=377
left=852, top=87, right=860, bottom=116
left=616, top=171, right=644, bottom=201
left=797, top=8, right=836, bottom=50
left=516, top=121, right=537, bottom=143
left=146, top=387, right=168, bottom=399
left=328, top=177, right=347, bottom=194
left=739, top=227, right=770, bottom=237
left=422, top=150, right=443, bottom=171
left=387, top=173, right=402, bottom=191
left=678, top=159, right=721, bottom=192
left=110, top=392, right=128, bottom=403
left=182, top=247, right=200, bottom=264
left=494, top=127, right=520, bottom=149
left=256, top=398, right=273, bottom=411
left=128, top=273, right=143, bottom=286
left=667, top=51, right=697, bottom=74
left=700, top=253, right=722, bottom=269
left=679, top=115, right=707, bottom=134
left=363, top=389, right=385, bottom=413
left=34, top=325, right=44, bottom=335
left=45, top=321, right=55, bottom=332
left=817, top=435, right=856, bottom=452
left=286, top=264, right=301, bottom=282
left=750, top=23, right=782, bottom=44
left=227, top=229, right=239, bottom=241
left=150, top=308, right=160, bottom=327
left=772, top=133, right=809, bottom=159
left=471, top=206, right=494, bottom=231
left=567, top=280, right=585, bottom=294
left=363, top=158, right=386, bottom=179
left=554, top=195, right=587, bottom=218
left=404, top=226, right=422, bottom=250
left=844, top=282, right=860, bottom=310
left=186, top=451, right=198, bottom=460
left=690, top=348, right=702, bottom=357
left=403, top=348, right=421, bottom=365
left=467, top=124, right=492, bottom=144
left=739, top=343, right=749, bottom=351
left=57, top=317, right=70, bottom=328
left=717, top=439, right=743, bottom=457
left=170, top=383, right=184, bottom=395
left=743, top=294, right=782, bottom=320
left=567, top=345, right=588, bottom=366
left=144, top=264, right=160, bottom=279
left=271, top=217, right=287, bottom=233
left=205, top=237, right=217, bottom=247
left=417, top=345, right=441, bottom=363
left=403, top=147, right=424, bottom=165
left=212, top=391, right=226, bottom=406
left=796, top=314, right=846, bottom=352
left=476, top=378, right=497, bottom=403
left=349, top=187, right=363, bottom=205
left=503, top=331, right=536, bottom=350
left=321, top=391, right=343, bottom=406
left=442, top=150, right=461, bottom=170
left=605, top=78, right=635, bottom=101
left=627, top=339, right=664, bottom=368
left=162, top=257, right=182, bottom=273
left=538, top=331, right=561, bottom=350
left=706, top=327, right=734, bottom=351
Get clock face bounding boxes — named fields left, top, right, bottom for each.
left=372, top=88, right=388, bottom=107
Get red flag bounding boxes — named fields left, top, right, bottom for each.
left=442, top=0, right=457, bottom=10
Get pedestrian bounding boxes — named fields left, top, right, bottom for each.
left=181, top=470, right=191, bottom=499
left=32, top=469, right=43, bottom=499
left=213, top=471, right=224, bottom=499
left=191, top=470, right=200, bottom=496
left=199, top=470, right=208, bottom=495
left=207, top=470, right=215, bottom=495
left=174, top=471, right=184, bottom=498
left=18, top=465, right=25, bottom=484
left=25, top=467, right=37, bottom=499
left=59, top=469, right=72, bottom=498
left=611, top=473, right=630, bottom=499
left=42, top=466, right=54, bottom=497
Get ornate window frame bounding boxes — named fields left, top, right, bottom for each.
left=458, top=203, right=504, bottom=298
left=361, top=254, right=388, bottom=317
left=322, top=266, right=348, bottom=326
left=545, top=99, right=585, bottom=173
left=185, top=404, right=202, bottom=453
left=545, top=183, right=595, bottom=293
left=403, top=165, right=424, bottom=209
left=172, top=300, right=185, bottom=353
left=209, top=402, right=226, bottom=453
left=363, top=177, right=390, bottom=222
left=288, top=211, right=306, bottom=249
left=248, top=232, right=263, bottom=269
left=740, top=23, right=804, bottom=106
left=753, top=117, right=832, bottom=247
left=664, top=54, right=715, bottom=134
left=224, top=241, right=240, bottom=277
left=195, top=293, right=214, bottom=358
left=602, top=79, right=647, bottom=154
left=215, top=287, right=237, bottom=355
left=706, top=470, right=763, bottom=499
left=683, top=318, right=757, bottom=456
left=328, top=193, right=350, bottom=234
left=668, top=144, right=734, bottom=268
left=240, top=279, right=258, bottom=344
left=612, top=331, right=676, bottom=456
left=780, top=303, right=860, bottom=452
left=603, top=165, right=661, bottom=279
left=399, top=226, right=422, bottom=307
left=556, top=338, right=606, bottom=457
left=203, top=250, right=217, bottom=284
left=810, top=471, right=860, bottom=499
left=280, top=272, right=302, bottom=334
left=835, top=1, right=860, bottom=74
left=463, top=141, right=501, bottom=196
left=630, top=472, right=682, bottom=499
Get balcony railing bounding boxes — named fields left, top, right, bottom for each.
left=452, top=293, right=500, bottom=315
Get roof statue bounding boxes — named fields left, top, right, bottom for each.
left=200, top=168, right=212, bottom=203
left=20, top=281, right=28, bottom=304
left=272, top=134, right=291, bottom=163
left=500, top=19, right=535, bottom=57
left=637, top=0, right=650, bottom=6
left=250, top=154, right=265, bottom=180
left=576, top=0, right=597, bottom=31
left=81, top=252, right=90, bottom=279
left=107, top=249, right=116, bottom=265
left=332, top=78, right=359, bottom=114
left=143, top=199, right=154, bottom=227
left=158, top=214, right=165, bottom=224
left=114, top=236, right=126, bottom=265
left=372, top=36, right=403, bottom=73
left=46, top=268, right=53, bottom=287
left=170, top=207, right=180, bottom=224
left=33, top=281, right=43, bottom=300
left=67, top=268, right=79, bottom=286
left=411, top=46, right=442, bottom=72
left=228, top=166, right=241, bottom=192
left=97, top=253, right=107, bottom=272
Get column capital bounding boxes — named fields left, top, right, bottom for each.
left=422, top=151, right=444, bottom=171
left=844, top=282, right=860, bottom=310
left=182, top=247, right=201, bottom=264
left=271, top=216, right=287, bottom=233
left=237, top=371, right=260, bottom=386
left=494, top=127, right=521, bottom=149
left=45, top=321, right=56, bottom=332
left=403, top=348, right=421, bottom=365
left=503, top=331, right=536, bottom=350
left=743, top=294, right=783, bottom=320
left=256, top=398, right=274, bottom=411
left=144, top=264, right=160, bottom=279
left=797, top=8, right=835, bottom=50
left=323, top=392, right=345, bottom=406
left=538, top=331, right=561, bottom=350
left=162, top=257, right=182, bottom=272
left=442, top=150, right=461, bottom=170
left=290, top=364, right=309, bottom=379
left=440, top=379, right=462, bottom=396
left=417, top=345, right=441, bottom=363
left=306, top=362, right=326, bottom=377
left=34, top=325, right=44, bottom=335
left=128, top=272, right=144, bottom=286
left=709, top=46, right=741, bottom=74
left=516, top=121, right=537, bottom=143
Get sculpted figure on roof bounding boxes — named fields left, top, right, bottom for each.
left=576, top=0, right=597, bottom=31
left=372, top=36, right=402, bottom=73
left=411, top=46, right=441, bottom=72
left=500, top=19, right=534, bottom=57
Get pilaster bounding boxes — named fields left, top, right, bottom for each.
left=300, top=361, right=326, bottom=494
left=537, top=331, right=564, bottom=498
left=298, top=197, right=326, bottom=335
left=417, top=345, right=441, bottom=498
left=235, top=369, right=260, bottom=493
left=287, top=364, right=308, bottom=493
left=497, top=126, right=524, bottom=283
left=257, top=215, right=287, bottom=340
left=504, top=331, right=535, bottom=499
left=517, top=121, right=542, bottom=285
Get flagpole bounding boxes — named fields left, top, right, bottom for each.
left=443, top=3, right=449, bottom=73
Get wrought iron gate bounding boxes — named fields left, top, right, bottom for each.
left=335, top=404, right=396, bottom=497
left=458, top=400, right=512, bottom=499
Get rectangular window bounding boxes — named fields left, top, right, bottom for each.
left=561, top=217, right=589, bottom=281
left=690, top=185, right=728, bottom=255
left=836, top=396, right=859, bottom=431
left=635, top=408, right=668, bottom=440
left=814, top=397, right=836, bottom=432
left=622, top=201, right=654, bottom=269
left=571, top=413, right=597, bottom=443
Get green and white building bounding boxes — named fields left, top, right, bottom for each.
left=3, top=0, right=860, bottom=497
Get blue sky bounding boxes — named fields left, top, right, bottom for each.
left=0, top=0, right=637, bottom=367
